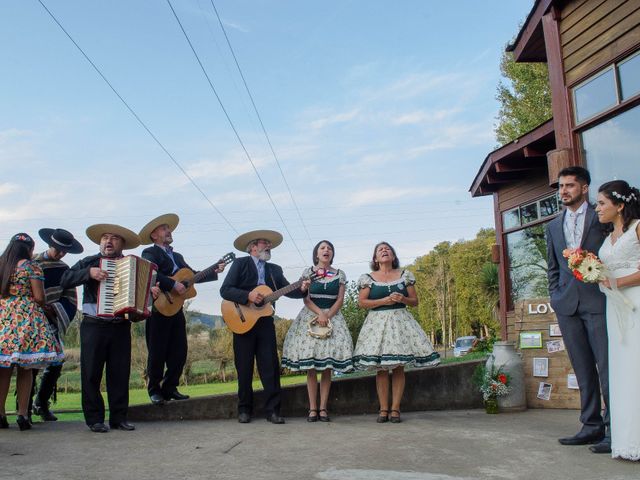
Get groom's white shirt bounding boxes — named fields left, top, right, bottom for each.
left=563, top=200, right=588, bottom=249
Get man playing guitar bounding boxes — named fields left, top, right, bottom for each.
left=139, top=214, right=226, bottom=406
left=220, top=230, right=309, bottom=424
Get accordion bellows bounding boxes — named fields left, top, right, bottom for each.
left=97, top=255, right=157, bottom=319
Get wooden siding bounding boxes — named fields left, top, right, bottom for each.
left=507, top=301, right=581, bottom=409
left=561, top=0, right=640, bottom=86
left=497, top=173, right=555, bottom=213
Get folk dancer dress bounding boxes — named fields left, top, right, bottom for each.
left=282, top=268, right=353, bottom=373
left=353, top=270, right=440, bottom=370
left=0, top=261, right=64, bottom=369
left=598, top=218, right=640, bottom=461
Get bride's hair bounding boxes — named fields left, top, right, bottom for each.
left=598, top=180, right=640, bottom=232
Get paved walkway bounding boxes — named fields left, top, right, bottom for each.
left=1, top=409, right=637, bottom=480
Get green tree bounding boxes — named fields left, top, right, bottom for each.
left=341, top=281, right=367, bottom=343
left=495, top=50, right=552, bottom=145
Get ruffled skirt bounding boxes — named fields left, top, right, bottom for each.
left=282, top=306, right=354, bottom=373
left=0, top=297, right=64, bottom=369
left=353, top=308, right=440, bottom=370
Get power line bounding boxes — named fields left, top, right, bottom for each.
left=165, top=0, right=307, bottom=263
left=36, top=0, right=239, bottom=234
left=209, top=0, right=314, bottom=246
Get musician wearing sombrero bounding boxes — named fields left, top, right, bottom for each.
left=139, top=213, right=226, bottom=406
left=61, top=224, right=141, bottom=433
left=29, top=228, right=83, bottom=423
left=220, top=230, right=309, bottom=424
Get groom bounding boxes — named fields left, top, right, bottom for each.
left=546, top=166, right=610, bottom=454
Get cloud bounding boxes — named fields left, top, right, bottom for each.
left=309, top=108, right=361, bottom=131
left=0, top=183, right=19, bottom=196
left=391, top=108, right=461, bottom=126
left=346, top=186, right=458, bottom=207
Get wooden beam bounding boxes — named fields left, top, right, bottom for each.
left=523, top=146, right=547, bottom=158
left=494, top=162, right=537, bottom=173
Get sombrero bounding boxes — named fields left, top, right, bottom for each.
left=138, top=213, right=180, bottom=245
left=86, top=224, right=141, bottom=250
left=233, top=230, right=283, bottom=252
left=38, top=228, right=84, bottom=254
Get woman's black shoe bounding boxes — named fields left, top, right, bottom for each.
left=0, top=415, right=9, bottom=429
left=16, top=415, right=31, bottom=431
left=307, top=410, right=318, bottom=422
left=318, top=409, right=331, bottom=422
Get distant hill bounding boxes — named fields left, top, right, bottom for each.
left=188, top=312, right=225, bottom=330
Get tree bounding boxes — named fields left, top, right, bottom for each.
left=341, top=281, right=367, bottom=343
left=494, top=50, right=552, bottom=145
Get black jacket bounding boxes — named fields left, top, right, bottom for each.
left=141, top=245, right=217, bottom=292
left=220, top=255, right=304, bottom=306
left=60, top=253, right=103, bottom=305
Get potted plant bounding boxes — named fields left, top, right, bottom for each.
left=473, top=362, right=511, bottom=414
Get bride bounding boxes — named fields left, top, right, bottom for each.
left=596, top=179, right=640, bottom=461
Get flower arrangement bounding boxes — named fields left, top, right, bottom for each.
left=473, top=362, right=512, bottom=401
left=562, top=248, right=605, bottom=283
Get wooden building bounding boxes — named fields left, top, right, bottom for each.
left=471, top=0, right=640, bottom=408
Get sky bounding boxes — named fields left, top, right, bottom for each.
left=0, top=0, right=534, bottom=319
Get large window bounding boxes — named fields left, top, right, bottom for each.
left=502, top=193, right=558, bottom=232
left=506, top=224, right=549, bottom=305
left=581, top=104, right=640, bottom=198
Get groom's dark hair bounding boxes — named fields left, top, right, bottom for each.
left=558, top=166, right=591, bottom=185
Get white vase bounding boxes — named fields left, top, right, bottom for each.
left=486, top=341, right=527, bottom=412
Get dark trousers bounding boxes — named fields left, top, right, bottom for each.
left=145, top=310, right=187, bottom=397
left=29, top=364, right=63, bottom=411
left=80, top=318, right=131, bottom=426
left=233, top=316, right=281, bottom=416
left=557, top=307, right=610, bottom=432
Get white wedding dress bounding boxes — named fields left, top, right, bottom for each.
left=598, top=219, right=640, bottom=461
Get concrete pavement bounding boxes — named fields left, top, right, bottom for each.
left=1, top=409, right=637, bottom=480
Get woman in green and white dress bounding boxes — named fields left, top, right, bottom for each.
left=281, top=240, right=353, bottom=422
left=354, top=241, right=440, bottom=423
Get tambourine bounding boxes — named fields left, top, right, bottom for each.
left=307, top=316, right=333, bottom=339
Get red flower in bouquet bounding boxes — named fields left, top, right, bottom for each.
left=498, top=374, right=507, bottom=385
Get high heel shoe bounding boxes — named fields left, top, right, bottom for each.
left=376, top=410, right=389, bottom=423
left=318, top=409, right=331, bottom=422
left=307, top=409, right=318, bottom=422
left=16, top=415, right=31, bottom=431
left=0, top=415, right=8, bottom=429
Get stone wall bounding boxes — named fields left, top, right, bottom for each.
left=128, top=359, right=484, bottom=421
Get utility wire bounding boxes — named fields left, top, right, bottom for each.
left=165, top=0, right=307, bottom=263
left=36, top=0, right=239, bottom=234
left=209, top=0, right=314, bottom=246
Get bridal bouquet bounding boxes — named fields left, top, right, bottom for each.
left=563, top=248, right=636, bottom=313
left=562, top=248, right=605, bottom=282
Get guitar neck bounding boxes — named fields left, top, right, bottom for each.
left=191, top=261, right=221, bottom=285
left=263, top=279, right=305, bottom=304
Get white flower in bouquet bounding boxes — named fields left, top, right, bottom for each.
left=578, top=254, right=605, bottom=283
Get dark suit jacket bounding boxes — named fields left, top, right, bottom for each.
left=141, top=245, right=217, bottom=293
left=546, top=205, right=606, bottom=316
left=220, top=255, right=304, bottom=306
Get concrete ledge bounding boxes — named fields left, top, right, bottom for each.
left=128, top=359, right=484, bottom=421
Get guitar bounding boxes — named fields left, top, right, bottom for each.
left=221, top=270, right=323, bottom=334
left=154, top=252, right=236, bottom=317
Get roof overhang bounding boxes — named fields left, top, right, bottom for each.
left=469, top=119, right=555, bottom=197
left=507, top=0, right=554, bottom=62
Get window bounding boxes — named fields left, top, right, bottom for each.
left=506, top=224, right=549, bottom=304
left=573, top=68, right=617, bottom=123
left=501, top=193, right=559, bottom=232
left=572, top=50, right=640, bottom=125
left=581, top=104, right=640, bottom=199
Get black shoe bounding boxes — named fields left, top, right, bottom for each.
left=150, top=393, right=165, bottom=406
left=0, top=415, right=8, bottom=429
left=34, top=406, right=58, bottom=422
left=89, top=423, right=109, bottom=433
left=238, top=412, right=251, bottom=424
left=389, top=410, right=402, bottom=423
left=16, top=415, right=31, bottom=431
left=110, top=421, right=135, bottom=431
left=558, top=430, right=604, bottom=445
left=318, top=409, right=331, bottom=423
left=164, top=390, right=190, bottom=401
left=589, top=440, right=612, bottom=454
left=266, top=413, right=285, bottom=424
left=307, top=410, right=318, bottom=423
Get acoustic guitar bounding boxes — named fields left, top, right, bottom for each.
left=154, top=252, right=236, bottom=317
left=221, top=270, right=323, bottom=334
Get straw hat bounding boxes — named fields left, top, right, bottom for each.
left=86, top=224, right=141, bottom=250
left=233, top=230, right=283, bottom=252
left=138, top=213, right=180, bottom=245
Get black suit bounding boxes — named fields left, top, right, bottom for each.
left=141, top=245, right=218, bottom=398
left=220, top=255, right=304, bottom=416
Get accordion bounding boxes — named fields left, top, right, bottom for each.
left=97, top=255, right=157, bottom=320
